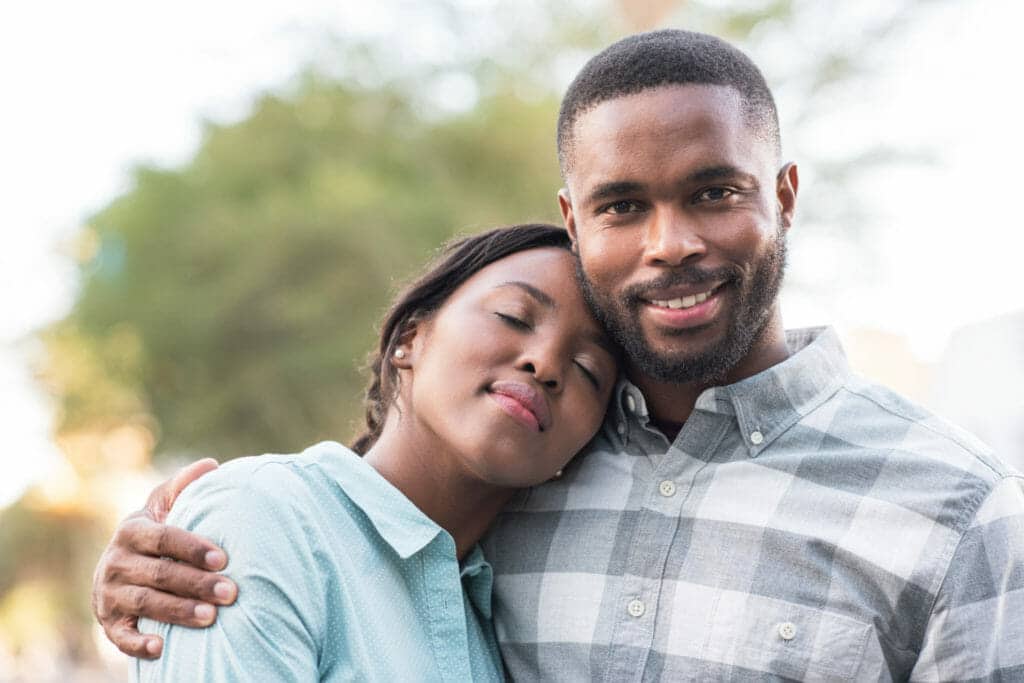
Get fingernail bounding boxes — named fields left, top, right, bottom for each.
left=146, top=639, right=162, bottom=655
left=213, top=581, right=234, bottom=601
left=205, top=550, right=226, bottom=569
left=194, top=604, right=215, bottom=621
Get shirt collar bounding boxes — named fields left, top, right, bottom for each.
left=609, top=326, right=850, bottom=457
left=460, top=545, right=494, bottom=618
left=310, top=442, right=443, bottom=559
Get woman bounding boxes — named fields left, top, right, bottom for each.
left=134, top=224, right=618, bottom=681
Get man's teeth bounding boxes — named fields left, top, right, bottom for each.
left=651, top=291, right=710, bottom=309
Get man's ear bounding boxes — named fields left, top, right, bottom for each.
left=776, top=162, right=799, bottom=231
left=558, top=188, right=579, bottom=252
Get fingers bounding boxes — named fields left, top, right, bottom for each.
left=144, top=458, right=219, bottom=522
left=135, top=555, right=236, bottom=605
left=106, top=616, right=165, bottom=659
left=108, top=584, right=223, bottom=629
left=116, top=515, right=228, bottom=571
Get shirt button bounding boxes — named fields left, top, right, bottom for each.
left=625, top=394, right=637, bottom=413
left=627, top=599, right=645, bottom=618
left=658, top=480, right=676, bottom=497
left=750, top=430, right=764, bottom=445
left=616, top=421, right=626, bottom=435
left=777, top=622, right=797, bottom=640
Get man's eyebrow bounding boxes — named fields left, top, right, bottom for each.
left=686, top=165, right=758, bottom=185
left=584, top=181, right=645, bottom=205
left=496, top=281, right=556, bottom=308
left=583, top=167, right=758, bottom=205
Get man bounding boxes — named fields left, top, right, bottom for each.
left=93, top=30, right=1024, bottom=680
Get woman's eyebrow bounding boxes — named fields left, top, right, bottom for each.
left=495, top=281, right=556, bottom=308
left=587, top=331, right=618, bottom=359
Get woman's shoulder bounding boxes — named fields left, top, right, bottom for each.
left=166, top=441, right=358, bottom=533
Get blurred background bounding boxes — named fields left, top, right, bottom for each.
left=2, top=0, right=1022, bottom=679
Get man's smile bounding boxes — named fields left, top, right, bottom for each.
left=641, top=285, right=726, bottom=329
left=644, top=282, right=725, bottom=310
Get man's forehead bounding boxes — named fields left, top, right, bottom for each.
left=565, top=84, right=770, bottom=192
left=575, top=83, right=745, bottom=134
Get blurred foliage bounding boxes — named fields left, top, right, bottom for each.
left=41, top=78, right=565, bottom=460
left=6, top=0, right=948, bottom=676
left=0, top=497, right=103, bottom=657
left=34, top=0, right=942, bottom=463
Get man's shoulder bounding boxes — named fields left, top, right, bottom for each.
left=836, top=372, right=1010, bottom=479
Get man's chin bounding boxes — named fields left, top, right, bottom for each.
left=627, top=321, right=751, bottom=385
left=626, top=346, right=721, bottom=385
left=642, top=318, right=727, bottom=352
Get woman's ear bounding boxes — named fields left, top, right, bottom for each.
left=391, top=344, right=413, bottom=369
left=389, top=318, right=424, bottom=370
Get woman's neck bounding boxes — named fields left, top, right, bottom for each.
left=363, top=426, right=516, bottom=561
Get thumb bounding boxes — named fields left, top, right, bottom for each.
left=145, top=457, right=219, bottom=522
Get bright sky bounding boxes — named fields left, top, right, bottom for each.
left=2, top=0, right=1022, bottom=507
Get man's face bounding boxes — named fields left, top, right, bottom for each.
left=559, top=84, right=797, bottom=385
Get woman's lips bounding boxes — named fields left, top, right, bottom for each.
left=488, top=380, right=551, bottom=432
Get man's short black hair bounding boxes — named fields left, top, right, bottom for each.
left=557, top=29, right=781, bottom=176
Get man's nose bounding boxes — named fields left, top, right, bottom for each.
left=642, top=207, right=707, bottom=267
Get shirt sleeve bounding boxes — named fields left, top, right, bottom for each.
left=135, top=461, right=326, bottom=683
left=911, top=474, right=1024, bottom=681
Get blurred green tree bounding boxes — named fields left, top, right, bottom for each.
left=43, top=77, right=564, bottom=460
left=36, top=0, right=940, bottom=463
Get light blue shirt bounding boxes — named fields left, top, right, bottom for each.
left=136, top=441, right=503, bottom=682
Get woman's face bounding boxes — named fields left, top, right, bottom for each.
left=398, top=247, right=617, bottom=488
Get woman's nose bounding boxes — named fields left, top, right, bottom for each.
left=517, top=345, right=564, bottom=392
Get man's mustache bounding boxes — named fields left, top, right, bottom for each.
left=620, top=265, right=743, bottom=303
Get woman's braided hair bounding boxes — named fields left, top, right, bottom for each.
left=351, top=223, right=572, bottom=454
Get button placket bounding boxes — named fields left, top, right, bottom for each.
left=777, top=621, right=797, bottom=641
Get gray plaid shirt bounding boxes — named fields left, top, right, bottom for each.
left=483, top=327, right=1024, bottom=681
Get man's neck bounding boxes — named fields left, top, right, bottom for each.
left=630, top=317, right=791, bottom=430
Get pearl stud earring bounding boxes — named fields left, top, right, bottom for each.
left=394, top=348, right=406, bottom=359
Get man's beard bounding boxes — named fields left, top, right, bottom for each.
left=576, top=228, right=787, bottom=386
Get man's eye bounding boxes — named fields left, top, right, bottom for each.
left=495, top=312, right=530, bottom=329
left=603, top=200, right=641, bottom=214
left=696, top=187, right=733, bottom=202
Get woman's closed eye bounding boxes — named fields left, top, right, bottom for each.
left=573, top=359, right=602, bottom=390
left=495, top=311, right=532, bottom=330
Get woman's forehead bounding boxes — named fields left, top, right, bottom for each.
left=467, top=247, right=576, bottom=292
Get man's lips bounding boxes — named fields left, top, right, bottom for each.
left=640, top=281, right=727, bottom=309
left=639, top=282, right=727, bottom=328
left=488, top=380, right=552, bottom=432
